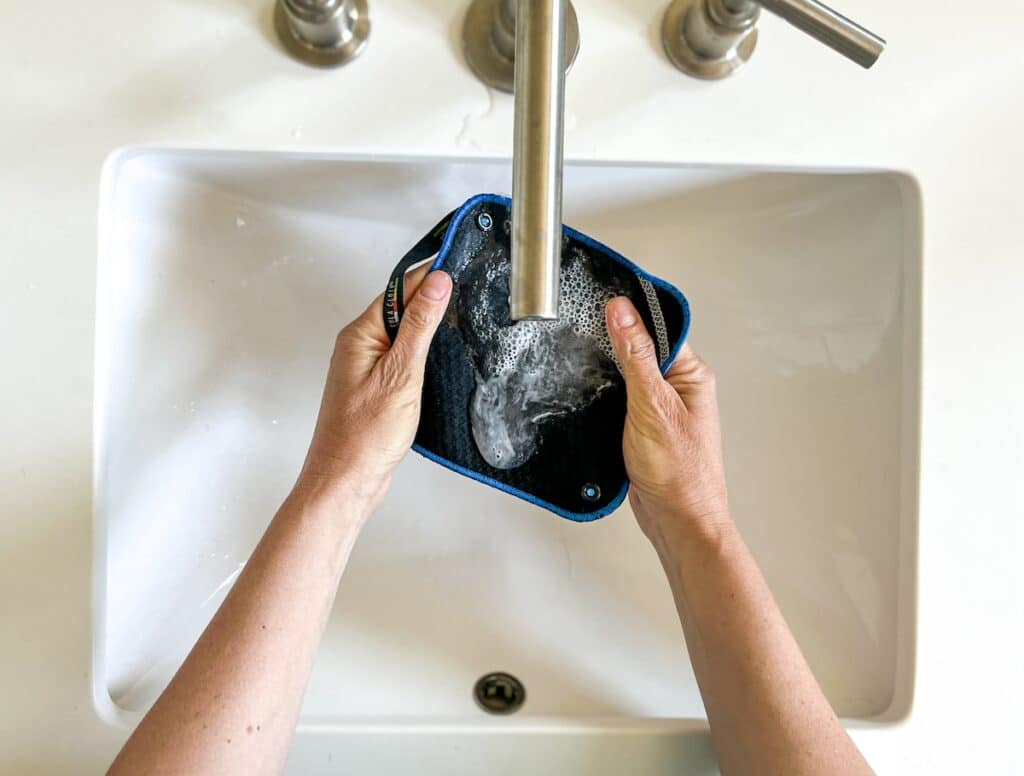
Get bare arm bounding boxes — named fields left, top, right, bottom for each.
left=605, top=297, right=872, bottom=776
left=109, top=269, right=453, bottom=775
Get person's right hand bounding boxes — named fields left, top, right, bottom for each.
left=605, top=296, right=732, bottom=554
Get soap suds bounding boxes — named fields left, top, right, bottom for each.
left=461, top=244, right=620, bottom=470
left=470, top=325, right=616, bottom=469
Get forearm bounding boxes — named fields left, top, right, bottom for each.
left=110, top=481, right=368, bottom=776
left=656, top=513, right=872, bottom=776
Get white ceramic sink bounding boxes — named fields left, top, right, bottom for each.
left=93, top=149, right=920, bottom=730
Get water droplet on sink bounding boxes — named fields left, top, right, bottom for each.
left=271, top=419, right=278, bottom=425
left=291, top=126, right=303, bottom=139
left=236, top=216, right=247, bottom=229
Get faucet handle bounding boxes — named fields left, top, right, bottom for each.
left=662, top=0, right=884, bottom=79
left=754, top=0, right=884, bottom=68
left=274, top=0, right=370, bottom=67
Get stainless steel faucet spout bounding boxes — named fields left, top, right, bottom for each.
left=510, top=0, right=567, bottom=321
left=462, top=0, right=579, bottom=321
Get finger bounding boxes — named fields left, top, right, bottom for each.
left=666, top=343, right=710, bottom=382
left=668, top=343, right=701, bottom=373
left=605, top=297, right=664, bottom=394
left=351, top=261, right=435, bottom=332
left=665, top=342, right=718, bottom=412
left=385, top=270, right=453, bottom=378
left=400, top=261, right=433, bottom=306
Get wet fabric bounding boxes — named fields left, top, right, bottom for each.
left=383, top=194, right=690, bottom=522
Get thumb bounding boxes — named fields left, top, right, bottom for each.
left=385, top=270, right=453, bottom=378
left=606, top=297, right=664, bottom=393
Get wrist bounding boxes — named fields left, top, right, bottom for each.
left=634, top=496, right=736, bottom=563
left=275, top=477, right=374, bottom=580
left=663, top=508, right=736, bottom=555
left=288, top=472, right=378, bottom=527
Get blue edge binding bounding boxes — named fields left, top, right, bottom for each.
left=414, top=193, right=691, bottom=523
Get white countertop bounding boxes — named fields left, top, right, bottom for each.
left=2, top=1, right=1022, bottom=772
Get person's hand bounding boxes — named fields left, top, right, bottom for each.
left=296, top=267, right=453, bottom=516
left=605, top=297, right=732, bottom=554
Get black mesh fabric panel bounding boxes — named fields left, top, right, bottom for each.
left=386, top=196, right=690, bottom=521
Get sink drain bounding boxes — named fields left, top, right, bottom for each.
left=474, top=672, right=526, bottom=715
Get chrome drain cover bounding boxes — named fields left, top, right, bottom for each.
left=474, top=672, right=526, bottom=715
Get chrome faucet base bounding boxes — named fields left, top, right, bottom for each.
left=274, top=0, right=370, bottom=68
left=462, top=0, right=580, bottom=94
left=662, top=0, right=757, bottom=80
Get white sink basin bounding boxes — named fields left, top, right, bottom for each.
left=93, top=149, right=920, bottom=729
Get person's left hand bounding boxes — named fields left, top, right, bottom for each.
left=296, top=266, right=453, bottom=516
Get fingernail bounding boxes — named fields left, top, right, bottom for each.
left=420, top=271, right=451, bottom=301
left=610, top=298, right=637, bottom=328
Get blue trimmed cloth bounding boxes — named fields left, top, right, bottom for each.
left=383, top=194, right=690, bottom=522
